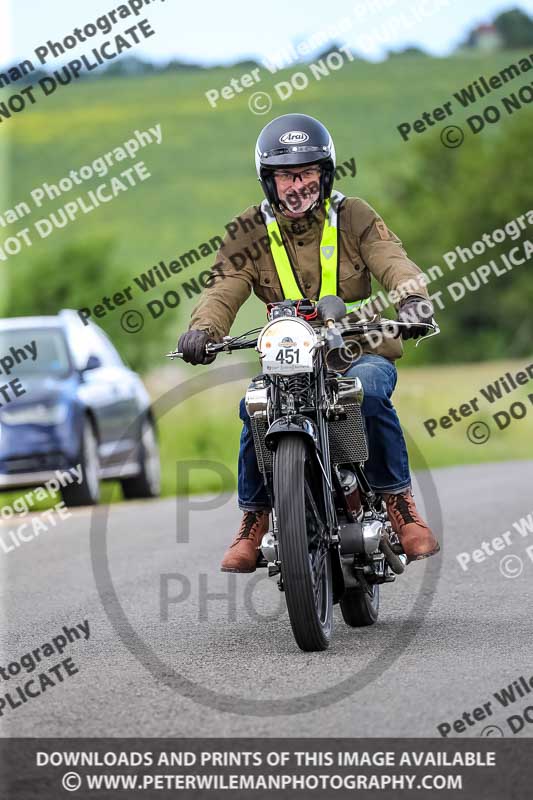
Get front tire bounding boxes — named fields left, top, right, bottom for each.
left=274, top=435, right=333, bottom=652
left=121, top=417, right=161, bottom=500
left=61, top=417, right=100, bottom=507
left=340, top=583, right=379, bottom=627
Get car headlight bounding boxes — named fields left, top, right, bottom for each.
left=1, top=403, right=69, bottom=426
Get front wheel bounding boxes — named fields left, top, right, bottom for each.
left=121, top=417, right=161, bottom=500
left=274, top=435, right=333, bottom=652
left=61, top=417, right=100, bottom=507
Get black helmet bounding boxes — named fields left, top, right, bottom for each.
left=255, top=113, right=336, bottom=210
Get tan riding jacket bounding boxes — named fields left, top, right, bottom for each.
left=188, top=196, right=430, bottom=361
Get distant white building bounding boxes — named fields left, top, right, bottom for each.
left=470, top=24, right=503, bottom=52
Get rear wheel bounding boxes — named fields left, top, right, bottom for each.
left=61, top=418, right=100, bottom=507
left=340, top=582, right=379, bottom=627
left=274, top=435, right=333, bottom=651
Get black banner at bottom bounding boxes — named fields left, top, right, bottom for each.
left=0, top=738, right=531, bottom=799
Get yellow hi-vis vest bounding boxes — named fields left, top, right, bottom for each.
left=260, top=190, right=371, bottom=313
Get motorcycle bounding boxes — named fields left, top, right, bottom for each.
left=168, top=295, right=439, bottom=652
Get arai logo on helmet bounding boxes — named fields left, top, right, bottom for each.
left=279, top=131, right=310, bottom=145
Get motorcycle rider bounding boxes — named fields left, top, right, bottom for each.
left=178, top=113, right=440, bottom=573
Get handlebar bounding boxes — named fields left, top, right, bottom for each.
left=166, top=319, right=440, bottom=360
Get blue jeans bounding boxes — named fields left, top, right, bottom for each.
left=238, top=354, right=411, bottom=511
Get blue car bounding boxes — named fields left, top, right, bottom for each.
left=0, top=310, right=160, bottom=506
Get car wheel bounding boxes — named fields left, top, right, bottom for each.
left=121, top=417, right=160, bottom=500
left=61, top=418, right=100, bottom=507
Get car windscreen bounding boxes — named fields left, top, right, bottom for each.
left=0, top=327, right=72, bottom=378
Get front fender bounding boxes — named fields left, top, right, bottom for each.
left=264, top=415, right=319, bottom=453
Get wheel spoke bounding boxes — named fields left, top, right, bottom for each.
left=311, top=545, right=328, bottom=608
left=303, top=466, right=329, bottom=616
left=304, top=482, right=326, bottom=540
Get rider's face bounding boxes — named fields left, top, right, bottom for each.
left=273, top=165, right=321, bottom=216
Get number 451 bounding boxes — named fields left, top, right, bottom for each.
left=276, top=348, right=300, bottom=364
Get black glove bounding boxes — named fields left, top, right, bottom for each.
left=396, top=296, right=435, bottom=340
left=177, top=330, right=216, bottom=365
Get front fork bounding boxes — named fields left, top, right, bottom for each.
left=261, top=407, right=337, bottom=592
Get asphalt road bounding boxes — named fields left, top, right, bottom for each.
left=1, top=460, right=532, bottom=739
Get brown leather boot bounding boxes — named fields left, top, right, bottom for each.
left=220, top=510, right=270, bottom=573
left=384, top=489, right=440, bottom=562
